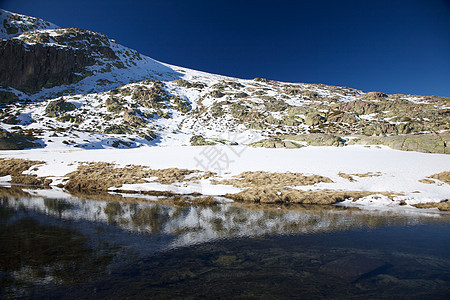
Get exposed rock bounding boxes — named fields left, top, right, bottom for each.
left=111, top=140, right=132, bottom=148
left=234, top=92, right=248, bottom=98
left=253, top=77, right=269, bottom=83
left=253, top=134, right=347, bottom=148
left=190, top=135, right=216, bottom=146
left=0, top=131, right=42, bottom=149
left=230, top=102, right=248, bottom=118
left=302, top=90, right=319, bottom=99
left=209, top=101, right=226, bottom=117
left=105, top=97, right=123, bottom=112
left=284, top=134, right=346, bottom=147
left=210, top=90, right=225, bottom=98
left=104, top=125, right=129, bottom=134
left=282, top=115, right=301, bottom=126
left=2, top=114, right=20, bottom=124
left=123, top=110, right=146, bottom=127
left=326, top=110, right=358, bottom=123
left=305, top=112, right=325, bottom=126
left=173, top=79, right=206, bottom=89
left=264, top=97, right=288, bottom=112
left=0, top=38, right=94, bottom=93
left=348, top=133, right=449, bottom=154
left=45, top=99, right=76, bottom=117
left=0, top=9, right=58, bottom=39
left=174, top=79, right=191, bottom=88
left=319, top=254, right=388, bottom=282
left=170, top=96, right=191, bottom=113
left=336, top=100, right=382, bottom=115
left=0, top=90, right=19, bottom=104
left=359, top=91, right=388, bottom=100
left=132, top=83, right=168, bottom=109
left=251, top=138, right=303, bottom=149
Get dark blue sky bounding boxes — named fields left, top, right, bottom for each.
left=2, top=0, right=450, bottom=96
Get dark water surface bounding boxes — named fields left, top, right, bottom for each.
left=0, top=187, right=449, bottom=299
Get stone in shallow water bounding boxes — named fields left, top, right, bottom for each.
left=319, top=254, right=387, bottom=282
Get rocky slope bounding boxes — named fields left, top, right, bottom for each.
left=0, top=9, right=449, bottom=153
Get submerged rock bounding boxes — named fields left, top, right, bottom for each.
left=319, top=254, right=388, bottom=282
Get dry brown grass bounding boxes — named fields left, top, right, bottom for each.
left=213, top=171, right=333, bottom=188
left=0, top=158, right=51, bottom=186
left=64, top=162, right=198, bottom=192
left=64, top=162, right=148, bottom=192
left=418, top=172, right=450, bottom=185
left=427, top=171, right=450, bottom=184
left=413, top=200, right=450, bottom=211
left=418, top=178, right=436, bottom=184
left=224, top=187, right=379, bottom=204
left=0, top=159, right=420, bottom=209
left=338, top=172, right=381, bottom=182
left=338, top=172, right=355, bottom=182
left=187, top=171, right=216, bottom=181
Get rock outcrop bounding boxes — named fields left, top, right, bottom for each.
left=0, top=131, right=42, bottom=150
left=0, top=38, right=94, bottom=93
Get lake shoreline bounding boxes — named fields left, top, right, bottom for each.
left=0, top=145, right=449, bottom=212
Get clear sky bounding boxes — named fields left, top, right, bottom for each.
left=2, top=0, right=450, bottom=96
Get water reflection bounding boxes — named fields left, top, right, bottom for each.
left=0, top=202, right=118, bottom=297
left=0, top=187, right=449, bottom=298
left=1, top=186, right=449, bottom=249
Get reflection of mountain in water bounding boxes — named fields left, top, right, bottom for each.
left=1, top=187, right=449, bottom=298
left=1, top=187, right=448, bottom=249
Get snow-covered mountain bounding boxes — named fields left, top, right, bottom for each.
left=0, top=9, right=448, bottom=153
left=0, top=8, right=58, bottom=39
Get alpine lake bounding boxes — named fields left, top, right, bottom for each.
left=1, top=186, right=449, bottom=299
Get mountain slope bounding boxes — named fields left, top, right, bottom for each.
left=0, top=9, right=448, bottom=153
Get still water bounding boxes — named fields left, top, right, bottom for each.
left=1, top=186, right=449, bottom=299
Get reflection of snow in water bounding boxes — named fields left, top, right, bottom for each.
left=3, top=188, right=447, bottom=251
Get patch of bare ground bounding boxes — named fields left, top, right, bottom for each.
left=0, top=158, right=51, bottom=186
left=225, top=187, right=379, bottom=204
left=413, top=200, right=450, bottom=211
left=338, top=172, right=381, bottom=182
left=213, top=171, right=333, bottom=188
left=64, top=162, right=199, bottom=192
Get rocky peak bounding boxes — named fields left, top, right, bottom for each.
left=0, top=9, right=58, bottom=39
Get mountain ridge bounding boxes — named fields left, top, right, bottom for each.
left=0, top=9, right=448, bottom=153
